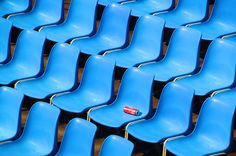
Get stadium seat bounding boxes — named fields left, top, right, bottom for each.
left=88, top=68, right=154, bottom=128
left=139, top=27, right=201, bottom=82
left=122, top=0, right=174, bottom=17
left=8, top=0, right=64, bottom=30
left=175, top=39, right=236, bottom=96
left=103, top=15, right=165, bottom=68
left=126, top=82, right=194, bottom=143
left=98, top=0, right=127, bottom=6
left=56, top=118, right=97, bottom=156
left=40, top=0, right=97, bottom=43
left=71, top=4, right=130, bottom=55
left=15, top=43, right=80, bottom=100
left=0, top=0, right=32, bottom=17
left=164, top=91, right=236, bottom=156
left=99, top=135, right=134, bottom=156
left=0, top=102, right=60, bottom=156
left=0, top=87, right=24, bottom=142
left=0, top=30, right=45, bottom=85
left=0, top=18, right=12, bottom=64
left=155, top=0, right=209, bottom=29
left=189, top=0, right=236, bottom=40
left=52, top=55, right=115, bottom=113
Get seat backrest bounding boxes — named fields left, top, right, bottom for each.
left=6, top=0, right=32, bottom=9
left=20, top=102, right=60, bottom=155
left=209, top=0, right=236, bottom=25
left=0, top=87, right=24, bottom=140
left=153, top=82, right=194, bottom=133
left=128, top=15, right=165, bottom=59
left=163, top=27, right=201, bottom=72
left=33, top=0, right=64, bottom=22
left=199, top=39, right=236, bottom=85
left=153, top=0, right=175, bottom=8
left=0, top=18, right=12, bottom=63
left=96, top=4, right=130, bottom=46
left=66, top=0, right=97, bottom=34
left=193, top=94, right=236, bottom=149
left=56, top=118, right=97, bottom=156
left=11, top=30, right=45, bottom=75
left=43, top=43, right=80, bottom=88
left=79, top=55, right=115, bottom=100
left=115, top=68, right=154, bottom=116
left=99, top=135, right=134, bottom=156
left=175, top=0, right=208, bottom=18
left=1, top=0, right=32, bottom=17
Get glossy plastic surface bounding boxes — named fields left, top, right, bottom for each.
left=190, top=0, right=236, bottom=40
left=0, top=87, right=24, bottom=142
left=56, top=118, right=97, bottom=156
left=0, top=102, right=60, bottom=156
left=53, top=55, right=115, bottom=113
left=128, top=82, right=194, bottom=143
left=177, top=39, right=236, bottom=96
left=156, top=0, right=209, bottom=28
left=89, top=68, right=154, bottom=128
left=0, top=18, right=12, bottom=64
left=98, top=0, right=127, bottom=6
left=166, top=91, right=236, bottom=155
left=124, top=0, right=174, bottom=17
left=0, top=0, right=32, bottom=17
left=8, top=0, right=64, bottom=30
left=0, top=30, right=45, bottom=85
left=16, top=43, right=80, bottom=99
left=40, top=0, right=97, bottom=43
left=140, top=27, right=201, bottom=82
left=104, top=15, right=165, bottom=68
left=99, top=135, right=134, bottom=156
left=72, top=4, right=130, bottom=55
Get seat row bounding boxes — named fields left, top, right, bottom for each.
left=1, top=0, right=236, bottom=42
left=0, top=81, right=235, bottom=156
left=1, top=17, right=236, bottom=99
left=0, top=89, right=134, bottom=156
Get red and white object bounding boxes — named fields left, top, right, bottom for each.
left=123, top=106, right=139, bottom=116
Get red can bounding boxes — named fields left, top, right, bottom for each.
left=123, top=106, right=139, bottom=116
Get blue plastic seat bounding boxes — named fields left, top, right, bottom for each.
left=189, top=0, right=236, bottom=40
left=127, top=82, right=194, bottom=143
left=0, top=0, right=32, bottom=17
left=139, top=27, right=201, bottom=82
left=0, top=30, right=45, bottom=85
left=0, top=87, right=24, bottom=142
left=15, top=43, right=80, bottom=100
left=99, top=135, right=134, bottom=156
left=98, top=0, right=127, bottom=6
left=122, top=0, right=174, bottom=17
left=8, top=0, right=64, bottom=30
left=0, top=102, right=60, bottom=156
left=176, top=39, right=236, bottom=96
left=52, top=55, right=115, bottom=113
left=56, top=118, right=97, bottom=156
left=0, top=18, right=12, bottom=64
left=165, top=91, right=236, bottom=156
left=155, top=0, right=209, bottom=29
left=104, top=15, right=165, bottom=68
left=71, top=4, right=130, bottom=55
left=40, top=0, right=97, bottom=43
left=89, top=68, right=154, bottom=128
